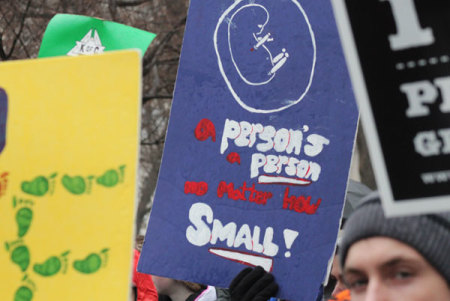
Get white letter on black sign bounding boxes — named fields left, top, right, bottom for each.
left=433, top=77, right=450, bottom=114
left=438, top=128, right=450, bottom=154
left=381, top=0, right=434, bottom=50
left=414, top=131, right=442, bottom=157
left=401, top=80, right=438, bottom=118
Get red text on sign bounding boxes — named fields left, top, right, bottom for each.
left=217, top=181, right=272, bottom=205
left=226, top=152, right=241, bottom=165
left=195, top=119, right=216, bottom=142
left=282, top=186, right=321, bottom=214
left=184, top=181, right=208, bottom=196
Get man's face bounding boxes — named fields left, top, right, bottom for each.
left=343, top=237, right=450, bottom=301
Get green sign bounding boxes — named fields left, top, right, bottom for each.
left=38, top=14, right=156, bottom=58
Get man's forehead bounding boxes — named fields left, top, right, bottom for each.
left=344, top=237, right=425, bottom=269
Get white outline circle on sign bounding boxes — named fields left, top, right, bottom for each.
left=214, top=0, right=317, bottom=114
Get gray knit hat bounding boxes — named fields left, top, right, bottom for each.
left=339, top=192, right=450, bottom=283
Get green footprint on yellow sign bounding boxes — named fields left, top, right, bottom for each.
left=6, top=244, right=30, bottom=272
left=21, top=173, right=57, bottom=197
left=14, top=286, right=33, bottom=301
left=33, top=251, right=70, bottom=277
left=16, top=207, right=33, bottom=238
left=96, top=165, right=125, bottom=188
left=73, top=248, right=109, bottom=274
left=14, top=274, right=36, bottom=301
left=61, top=175, right=87, bottom=195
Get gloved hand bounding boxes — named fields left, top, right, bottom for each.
left=229, top=266, right=279, bottom=301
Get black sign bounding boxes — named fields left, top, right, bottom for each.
left=332, top=0, right=450, bottom=215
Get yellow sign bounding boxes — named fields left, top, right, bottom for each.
left=0, top=50, right=141, bottom=301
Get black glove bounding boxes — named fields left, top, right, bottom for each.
left=229, top=266, right=279, bottom=301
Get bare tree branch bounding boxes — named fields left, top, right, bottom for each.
left=0, top=34, right=7, bottom=60
left=108, top=0, right=118, bottom=20
left=0, top=6, right=12, bottom=60
left=140, top=139, right=165, bottom=146
left=156, top=58, right=180, bottom=65
left=116, top=0, right=149, bottom=7
left=142, top=94, right=172, bottom=105
left=143, top=16, right=186, bottom=75
left=27, top=13, right=55, bottom=19
left=18, top=35, right=31, bottom=58
left=6, top=0, right=33, bottom=59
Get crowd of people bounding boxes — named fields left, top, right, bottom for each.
left=131, top=182, right=450, bottom=301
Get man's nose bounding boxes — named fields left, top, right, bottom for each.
left=363, top=279, right=388, bottom=301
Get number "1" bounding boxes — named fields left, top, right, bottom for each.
left=381, top=0, right=434, bottom=51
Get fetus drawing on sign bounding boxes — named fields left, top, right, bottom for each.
left=215, top=0, right=316, bottom=113
left=268, top=48, right=289, bottom=76
left=228, top=4, right=289, bottom=86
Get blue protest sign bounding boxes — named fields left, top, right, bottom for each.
left=138, top=1, right=358, bottom=300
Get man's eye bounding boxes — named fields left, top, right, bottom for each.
left=393, top=270, right=412, bottom=280
left=346, top=278, right=367, bottom=292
